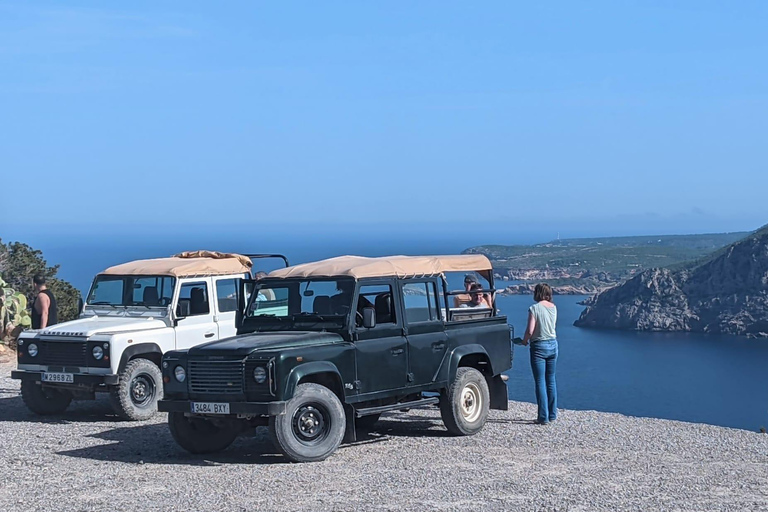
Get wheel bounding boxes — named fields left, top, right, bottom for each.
left=168, top=412, right=239, bottom=454
left=268, top=383, right=346, bottom=463
left=109, top=358, right=163, bottom=421
left=356, top=413, right=381, bottom=431
left=440, top=367, right=490, bottom=436
left=20, top=381, right=72, bottom=415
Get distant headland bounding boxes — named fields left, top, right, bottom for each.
left=466, top=226, right=768, bottom=337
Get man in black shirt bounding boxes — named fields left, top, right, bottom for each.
left=31, top=274, right=57, bottom=329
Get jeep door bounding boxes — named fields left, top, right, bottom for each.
left=353, top=281, right=408, bottom=393
left=174, top=278, right=219, bottom=350
left=399, top=279, right=448, bottom=387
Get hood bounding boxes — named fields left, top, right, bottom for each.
left=188, top=331, right=345, bottom=357
left=34, top=316, right=167, bottom=338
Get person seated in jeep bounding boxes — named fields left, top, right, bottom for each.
left=461, top=283, right=492, bottom=309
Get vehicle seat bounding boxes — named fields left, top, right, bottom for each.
left=313, top=295, right=332, bottom=315
left=190, top=287, right=209, bottom=315
left=142, top=286, right=159, bottom=306
left=375, top=293, right=393, bottom=324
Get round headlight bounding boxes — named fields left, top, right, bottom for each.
left=253, top=366, right=267, bottom=384
left=27, top=343, right=38, bottom=357
left=174, top=366, right=186, bottom=383
left=92, top=346, right=104, bottom=360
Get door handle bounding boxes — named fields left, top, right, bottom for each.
left=391, top=348, right=404, bottom=356
left=431, top=341, right=445, bottom=351
left=204, top=332, right=215, bottom=338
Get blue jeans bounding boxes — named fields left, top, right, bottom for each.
left=530, top=339, right=558, bottom=423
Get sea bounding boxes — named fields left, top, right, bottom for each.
left=16, top=231, right=768, bottom=433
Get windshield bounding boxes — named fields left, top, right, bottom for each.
left=87, top=275, right=176, bottom=307
left=246, top=278, right=354, bottom=328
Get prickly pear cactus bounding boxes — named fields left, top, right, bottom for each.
left=0, top=277, right=31, bottom=344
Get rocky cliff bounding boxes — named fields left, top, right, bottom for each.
left=575, top=225, right=768, bottom=337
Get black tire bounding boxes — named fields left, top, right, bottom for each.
left=268, top=383, right=346, bottom=463
left=109, top=358, right=163, bottom=421
left=168, top=412, right=239, bottom=454
left=356, top=413, right=381, bottom=431
left=440, top=367, right=490, bottom=436
left=20, top=381, right=72, bottom=415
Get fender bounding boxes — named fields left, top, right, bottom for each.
left=439, top=344, right=494, bottom=384
left=117, top=343, right=163, bottom=374
left=283, top=361, right=344, bottom=402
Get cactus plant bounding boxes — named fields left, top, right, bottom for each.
left=1, top=277, right=31, bottom=345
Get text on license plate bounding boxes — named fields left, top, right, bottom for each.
left=191, top=402, right=230, bottom=415
left=42, top=372, right=74, bottom=383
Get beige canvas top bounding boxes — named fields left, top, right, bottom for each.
left=268, top=255, right=492, bottom=280
left=101, top=251, right=252, bottom=278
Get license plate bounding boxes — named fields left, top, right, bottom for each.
left=190, top=402, right=230, bottom=415
left=42, top=372, right=74, bottom=383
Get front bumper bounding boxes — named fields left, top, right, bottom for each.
left=11, top=370, right=119, bottom=386
left=158, top=399, right=287, bottom=416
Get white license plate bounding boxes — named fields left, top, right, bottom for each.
left=42, top=372, right=74, bottom=383
left=190, top=402, right=230, bottom=415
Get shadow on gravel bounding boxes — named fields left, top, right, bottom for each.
left=487, top=417, right=537, bottom=425
left=0, top=395, right=123, bottom=424
left=57, top=423, right=290, bottom=466
left=367, top=414, right=452, bottom=438
left=56, top=413, right=466, bottom=466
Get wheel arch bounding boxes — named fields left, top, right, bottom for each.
left=117, top=343, right=163, bottom=374
left=444, top=344, right=494, bottom=383
left=284, top=361, right=345, bottom=402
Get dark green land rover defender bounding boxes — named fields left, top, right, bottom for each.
left=158, top=255, right=513, bottom=462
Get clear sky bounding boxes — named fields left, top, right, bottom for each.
left=1, top=1, right=767, bottom=244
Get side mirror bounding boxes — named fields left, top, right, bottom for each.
left=77, top=296, right=84, bottom=316
left=176, top=301, right=191, bottom=318
left=362, top=307, right=376, bottom=329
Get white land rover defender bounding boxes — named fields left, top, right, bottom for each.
left=12, top=251, right=287, bottom=420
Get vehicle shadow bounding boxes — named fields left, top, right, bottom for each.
left=57, top=423, right=290, bottom=466
left=0, top=395, right=125, bottom=424
left=57, top=413, right=462, bottom=466
left=486, top=417, right=537, bottom=425
left=364, top=413, right=452, bottom=438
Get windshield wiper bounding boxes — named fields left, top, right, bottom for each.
left=291, top=312, right=328, bottom=322
left=90, top=302, right=121, bottom=308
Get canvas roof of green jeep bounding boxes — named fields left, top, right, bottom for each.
left=268, top=254, right=492, bottom=281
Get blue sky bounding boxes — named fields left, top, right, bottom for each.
left=1, top=1, right=767, bottom=244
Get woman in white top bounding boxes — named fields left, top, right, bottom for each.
left=521, top=283, right=558, bottom=424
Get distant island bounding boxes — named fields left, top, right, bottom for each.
left=464, top=231, right=747, bottom=296
left=574, top=225, right=768, bottom=337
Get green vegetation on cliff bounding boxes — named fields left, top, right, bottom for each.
left=465, top=232, right=748, bottom=278
left=0, top=240, right=81, bottom=327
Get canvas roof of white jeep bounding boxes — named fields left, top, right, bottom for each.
left=101, top=251, right=252, bottom=278
left=268, top=255, right=493, bottom=281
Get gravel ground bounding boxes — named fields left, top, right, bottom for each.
left=1, top=360, right=766, bottom=512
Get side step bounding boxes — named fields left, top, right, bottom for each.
left=355, top=397, right=440, bottom=418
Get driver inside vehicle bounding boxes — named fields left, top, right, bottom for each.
left=330, top=281, right=354, bottom=315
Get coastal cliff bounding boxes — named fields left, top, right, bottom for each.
left=575, top=225, right=768, bottom=337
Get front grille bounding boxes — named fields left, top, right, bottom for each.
left=189, top=359, right=245, bottom=395
left=39, top=340, right=87, bottom=367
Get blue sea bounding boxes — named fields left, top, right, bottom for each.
left=14, top=230, right=768, bottom=432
